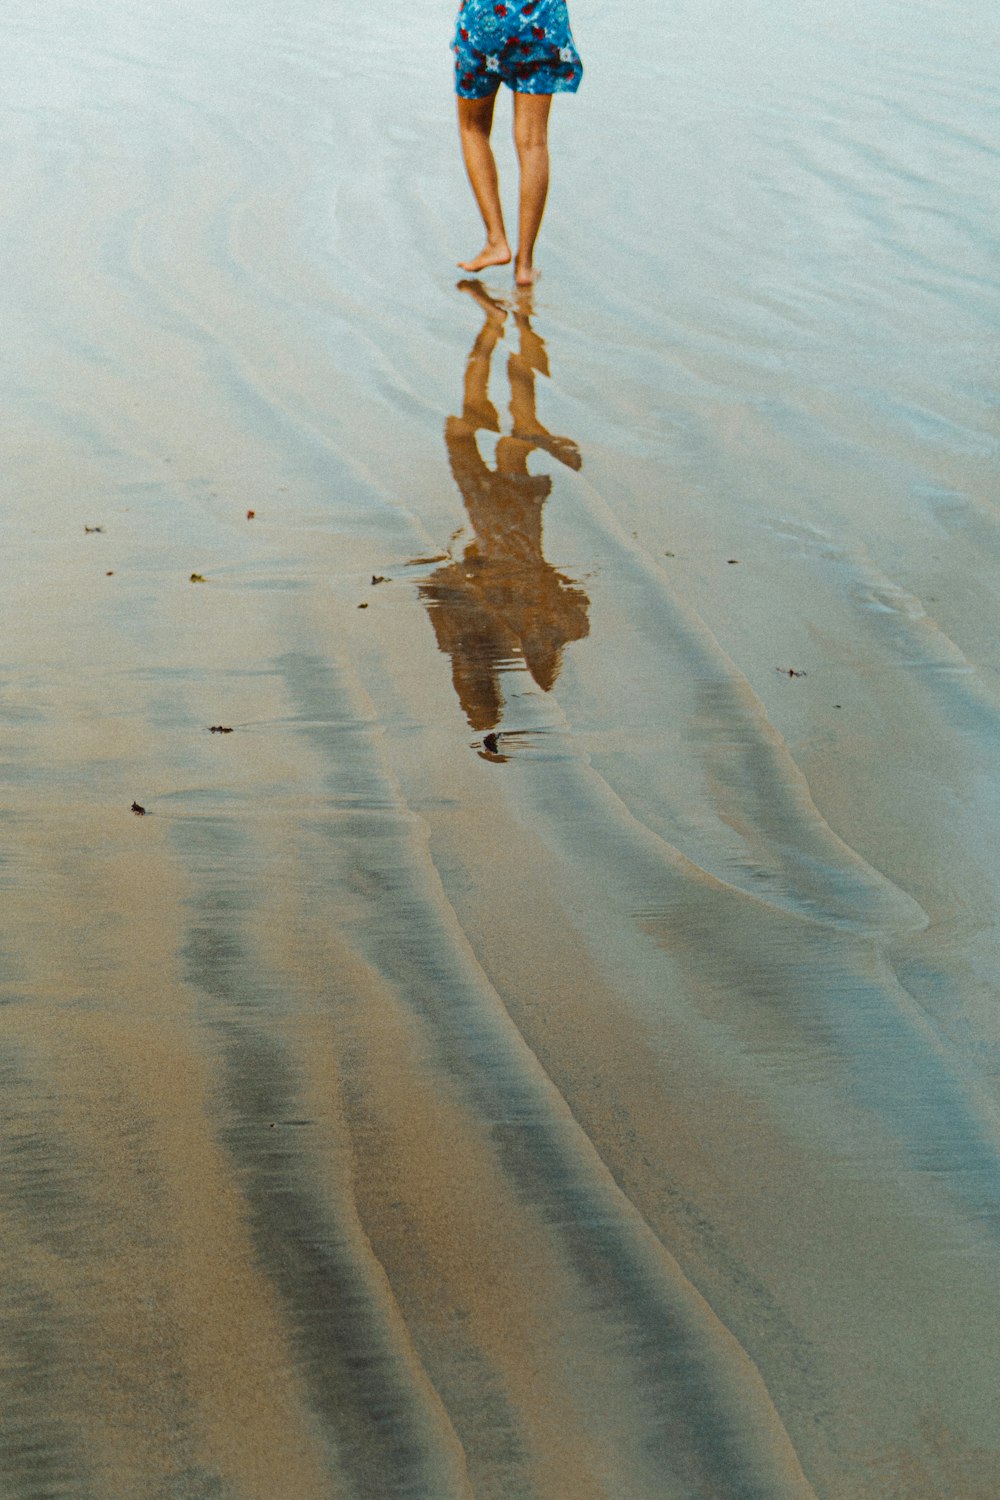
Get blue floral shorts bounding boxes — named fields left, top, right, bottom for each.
left=453, top=0, right=583, bottom=98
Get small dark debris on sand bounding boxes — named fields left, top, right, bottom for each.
left=357, top=602, right=369, bottom=609
left=727, top=558, right=740, bottom=564
left=84, top=525, right=104, bottom=534
left=131, top=801, right=146, bottom=816
left=777, top=667, right=807, bottom=678
left=371, top=574, right=390, bottom=585
left=482, top=732, right=500, bottom=754
left=190, top=572, right=206, bottom=583
left=246, top=509, right=255, bottom=519
left=209, top=725, right=234, bottom=734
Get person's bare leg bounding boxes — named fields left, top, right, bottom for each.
left=512, top=93, right=552, bottom=285
left=457, top=93, right=513, bottom=272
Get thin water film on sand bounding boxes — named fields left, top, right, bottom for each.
left=0, top=0, right=998, bottom=1496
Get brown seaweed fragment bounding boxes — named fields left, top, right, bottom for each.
left=131, top=801, right=146, bottom=816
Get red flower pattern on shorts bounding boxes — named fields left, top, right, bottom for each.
left=453, top=0, right=582, bottom=98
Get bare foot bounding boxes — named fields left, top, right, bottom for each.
left=458, top=241, right=512, bottom=273
left=514, top=263, right=541, bottom=286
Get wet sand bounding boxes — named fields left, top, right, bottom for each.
left=1, top=0, right=999, bottom=1495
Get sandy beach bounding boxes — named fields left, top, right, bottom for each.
left=1, top=0, right=998, bottom=1495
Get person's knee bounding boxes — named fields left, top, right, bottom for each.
left=460, top=119, right=490, bottom=147
left=458, top=95, right=497, bottom=139
left=513, top=103, right=551, bottom=156
left=514, top=126, right=549, bottom=161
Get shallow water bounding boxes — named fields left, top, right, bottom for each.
left=1, top=1, right=998, bottom=1496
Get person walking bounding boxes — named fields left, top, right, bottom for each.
left=453, top=0, right=582, bottom=285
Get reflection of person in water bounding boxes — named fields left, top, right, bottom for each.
left=420, top=281, right=589, bottom=732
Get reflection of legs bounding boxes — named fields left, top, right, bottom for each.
left=457, top=93, right=513, bottom=273
left=456, top=280, right=508, bottom=431
left=508, top=309, right=543, bottom=444
left=513, top=291, right=550, bottom=378
left=507, top=295, right=582, bottom=470
left=512, top=93, right=552, bottom=286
